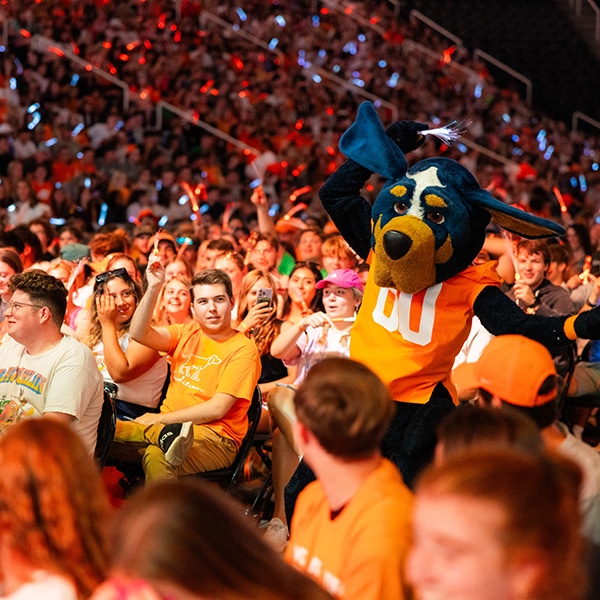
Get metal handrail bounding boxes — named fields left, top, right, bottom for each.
left=572, top=111, right=600, bottom=133
left=410, top=10, right=463, bottom=48
left=30, top=35, right=130, bottom=112
left=386, top=0, right=401, bottom=17
left=473, top=48, right=533, bottom=106
left=572, top=0, right=600, bottom=42
left=156, top=100, right=260, bottom=156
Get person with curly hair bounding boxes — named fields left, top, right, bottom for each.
left=87, top=268, right=167, bottom=420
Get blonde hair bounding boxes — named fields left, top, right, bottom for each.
left=321, top=234, right=357, bottom=267
left=153, top=275, right=193, bottom=326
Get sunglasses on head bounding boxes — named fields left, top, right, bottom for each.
left=95, top=268, right=130, bottom=286
left=294, top=260, right=322, bottom=270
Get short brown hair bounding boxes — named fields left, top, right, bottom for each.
left=191, top=268, right=233, bottom=301
left=516, top=239, right=551, bottom=266
left=436, top=404, right=543, bottom=459
left=294, top=357, right=394, bottom=458
left=10, top=270, right=67, bottom=327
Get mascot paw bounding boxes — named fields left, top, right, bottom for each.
left=385, top=120, right=428, bottom=153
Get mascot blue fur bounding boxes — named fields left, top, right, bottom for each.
left=319, top=101, right=600, bottom=485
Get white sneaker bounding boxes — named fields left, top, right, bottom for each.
left=158, top=422, right=194, bottom=466
left=263, top=517, right=289, bottom=552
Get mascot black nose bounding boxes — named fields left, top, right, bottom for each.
left=383, top=230, right=412, bottom=260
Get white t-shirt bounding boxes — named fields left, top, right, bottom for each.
left=285, top=324, right=352, bottom=386
left=93, top=332, right=168, bottom=409
left=0, top=336, right=104, bottom=457
left=453, top=316, right=494, bottom=368
left=2, top=573, right=77, bottom=600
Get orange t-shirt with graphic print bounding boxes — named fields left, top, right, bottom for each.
left=163, top=322, right=260, bottom=447
left=350, top=262, right=501, bottom=405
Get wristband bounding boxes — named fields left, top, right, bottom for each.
left=587, top=297, right=597, bottom=308
left=525, top=297, right=540, bottom=315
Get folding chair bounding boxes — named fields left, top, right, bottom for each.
left=95, top=388, right=117, bottom=469
left=196, top=386, right=263, bottom=493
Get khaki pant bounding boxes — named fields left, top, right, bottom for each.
left=114, top=420, right=237, bottom=482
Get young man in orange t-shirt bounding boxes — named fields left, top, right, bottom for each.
left=114, top=261, right=260, bottom=481
left=286, top=357, right=414, bottom=600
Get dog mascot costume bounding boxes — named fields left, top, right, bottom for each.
left=319, top=101, right=600, bottom=485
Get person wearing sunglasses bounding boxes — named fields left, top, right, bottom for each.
left=86, top=268, right=168, bottom=421
left=0, top=270, right=103, bottom=456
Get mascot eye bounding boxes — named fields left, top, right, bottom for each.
left=394, top=202, right=409, bottom=215
left=427, top=211, right=445, bottom=224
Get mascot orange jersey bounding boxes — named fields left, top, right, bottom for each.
left=352, top=262, right=501, bottom=405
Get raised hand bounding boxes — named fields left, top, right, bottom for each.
left=385, top=120, right=429, bottom=153
left=96, top=293, right=119, bottom=328
left=240, top=301, right=273, bottom=332
left=146, top=253, right=165, bottom=288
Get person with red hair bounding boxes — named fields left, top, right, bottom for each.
left=0, top=419, right=111, bottom=599
left=408, top=448, right=585, bottom=600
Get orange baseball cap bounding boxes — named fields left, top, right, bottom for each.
left=453, top=335, right=557, bottom=407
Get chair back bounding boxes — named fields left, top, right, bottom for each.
left=95, top=388, right=117, bottom=468
left=195, top=386, right=262, bottom=491
left=225, top=386, right=262, bottom=488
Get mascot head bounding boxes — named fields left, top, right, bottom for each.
left=340, top=102, right=565, bottom=294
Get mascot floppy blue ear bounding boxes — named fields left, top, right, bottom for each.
left=339, top=102, right=408, bottom=180
left=338, top=102, right=565, bottom=294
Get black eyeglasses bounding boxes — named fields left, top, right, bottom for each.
left=95, top=268, right=130, bottom=286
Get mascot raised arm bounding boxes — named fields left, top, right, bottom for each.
left=320, top=101, right=600, bottom=484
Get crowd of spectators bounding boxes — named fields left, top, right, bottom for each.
left=1, top=1, right=600, bottom=599
left=0, top=0, right=599, bottom=245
